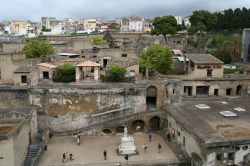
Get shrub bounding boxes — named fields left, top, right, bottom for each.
left=52, top=63, right=75, bottom=83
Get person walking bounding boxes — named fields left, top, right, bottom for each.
left=158, top=143, right=162, bottom=153
left=62, top=153, right=66, bottom=163
left=103, top=150, right=107, bottom=160
left=148, top=132, right=152, bottom=142
left=142, top=143, right=148, bottom=152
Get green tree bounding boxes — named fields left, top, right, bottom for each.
left=23, top=39, right=54, bottom=59
left=151, top=16, right=178, bottom=40
left=52, top=63, right=75, bottom=83
left=189, top=10, right=217, bottom=33
left=103, top=32, right=114, bottom=48
left=139, top=45, right=173, bottom=75
left=91, top=35, right=107, bottom=45
left=106, top=65, right=127, bottom=82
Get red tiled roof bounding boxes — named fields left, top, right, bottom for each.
left=37, top=63, right=57, bottom=69
left=76, top=60, right=101, bottom=67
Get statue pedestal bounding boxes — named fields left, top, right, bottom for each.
left=118, top=127, right=137, bottom=155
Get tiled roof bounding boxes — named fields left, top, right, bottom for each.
left=37, top=63, right=57, bottom=69
left=76, top=60, right=101, bottom=67
left=14, top=66, right=36, bottom=73
left=172, top=49, right=182, bottom=55
left=184, top=54, right=224, bottom=64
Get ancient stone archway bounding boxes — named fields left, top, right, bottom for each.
left=116, top=126, right=125, bottom=134
left=132, top=120, right=145, bottom=132
left=146, top=86, right=157, bottom=108
left=236, top=85, right=242, bottom=95
left=149, top=116, right=161, bottom=130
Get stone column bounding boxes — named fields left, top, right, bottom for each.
left=75, top=67, right=80, bottom=82
left=94, top=67, right=99, bottom=80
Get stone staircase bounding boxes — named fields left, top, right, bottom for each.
left=24, top=137, right=42, bottom=166
left=24, top=145, right=39, bottom=166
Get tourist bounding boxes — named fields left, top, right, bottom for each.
left=167, top=132, right=171, bottom=142
left=69, top=153, right=74, bottom=160
left=103, top=150, right=107, bottom=160
left=62, top=153, right=66, bottom=163
left=65, top=152, right=69, bottom=161
left=117, top=162, right=121, bottom=166
left=77, top=137, right=80, bottom=145
left=148, top=132, right=152, bottom=142
left=158, top=143, right=162, bottom=153
left=142, top=143, right=148, bottom=152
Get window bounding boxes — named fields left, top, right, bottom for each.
left=177, top=131, right=180, bottom=137
left=21, top=75, right=27, bottom=83
left=122, top=54, right=127, bottom=57
left=0, top=68, right=1, bottom=80
left=214, top=89, right=219, bottom=96
left=183, top=136, right=185, bottom=147
left=173, top=89, right=175, bottom=94
left=216, top=154, right=223, bottom=161
left=226, top=88, right=232, bottom=96
left=228, top=152, right=235, bottom=160
left=43, top=72, right=49, bottom=79
left=207, top=69, right=213, bottom=77
left=92, top=55, right=97, bottom=58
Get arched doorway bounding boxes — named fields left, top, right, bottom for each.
left=116, top=126, right=125, bottom=134
left=132, top=120, right=145, bottom=132
left=149, top=116, right=161, bottom=130
left=236, top=85, right=242, bottom=95
left=147, top=86, right=157, bottom=107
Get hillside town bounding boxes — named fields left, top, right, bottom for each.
left=1, top=2, right=250, bottom=166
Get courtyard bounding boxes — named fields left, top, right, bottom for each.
left=39, top=133, right=179, bottom=166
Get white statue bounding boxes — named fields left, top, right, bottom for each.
left=118, top=126, right=137, bottom=155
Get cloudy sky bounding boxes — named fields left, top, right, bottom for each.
left=1, top=0, right=250, bottom=21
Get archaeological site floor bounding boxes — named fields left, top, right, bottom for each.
left=39, top=133, right=178, bottom=166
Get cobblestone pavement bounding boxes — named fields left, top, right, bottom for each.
left=39, top=133, right=178, bottom=166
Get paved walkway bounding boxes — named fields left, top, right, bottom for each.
left=39, top=133, right=178, bottom=166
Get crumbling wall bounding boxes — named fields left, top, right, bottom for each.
left=29, top=87, right=146, bottom=132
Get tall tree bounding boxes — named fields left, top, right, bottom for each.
left=103, top=32, right=114, bottom=48
left=151, top=16, right=178, bottom=40
left=189, top=10, right=217, bottom=33
left=139, top=45, right=173, bottom=75
left=23, top=39, right=54, bottom=59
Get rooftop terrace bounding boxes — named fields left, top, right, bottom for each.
left=167, top=98, right=250, bottom=147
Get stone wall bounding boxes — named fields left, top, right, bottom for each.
left=29, top=86, right=146, bottom=132
left=0, top=88, right=30, bottom=109
left=13, top=120, right=29, bottom=166
left=0, top=52, right=41, bottom=82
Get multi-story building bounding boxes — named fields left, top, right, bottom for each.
left=129, top=17, right=144, bottom=32
left=81, top=18, right=97, bottom=32
left=41, top=17, right=56, bottom=30
left=143, top=19, right=151, bottom=32
left=121, top=17, right=146, bottom=32
left=174, top=16, right=182, bottom=25
left=183, top=16, right=191, bottom=27
left=10, top=21, right=28, bottom=35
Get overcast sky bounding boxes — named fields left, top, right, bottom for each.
left=1, top=0, right=250, bottom=21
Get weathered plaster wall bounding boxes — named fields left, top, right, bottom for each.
left=0, top=89, right=30, bottom=109
left=29, top=87, right=146, bottom=132
left=13, top=121, right=29, bottom=166
left=0, top=137, right=14, bottom=166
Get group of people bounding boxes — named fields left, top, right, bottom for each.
left=62, top=152, right=74, bottom=163
left=142, top=132, right=162, bottom=153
